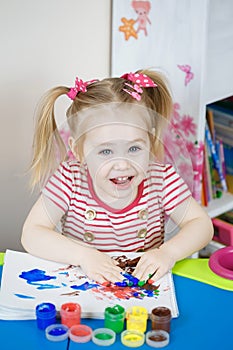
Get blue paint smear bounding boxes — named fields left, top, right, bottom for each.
left=18, top=269, right=59, bottom=290
left=70, top=281, right=99, bottom=291
left=14, top=293, right=35, bottom=299
left=29, top=282, right=60, bottom=290
left=19, top=269, right=56, bottom=283
left=59, top=272, right=69, bottom=276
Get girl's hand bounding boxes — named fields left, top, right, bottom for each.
left=133, top=247, right=176, bottom=282
left=79, top=248, right=123, bottom=284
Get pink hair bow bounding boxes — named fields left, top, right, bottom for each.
left=121, top=72, right=157, bottom=101
left=67, top=77, right=98, bottom=100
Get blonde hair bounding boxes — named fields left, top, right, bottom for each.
left=30, top=69, right=173, bottom=188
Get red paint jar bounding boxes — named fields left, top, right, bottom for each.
left=60, top=302, right=81, bottom=328
left=150, top=307, right=171, bottom=333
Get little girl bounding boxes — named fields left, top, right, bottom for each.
left=22, top=69, right=213, bottom=283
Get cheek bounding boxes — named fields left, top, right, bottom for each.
left=86, top=157, right=111, bottom=180
left=134, top=153, right=150, bottom=173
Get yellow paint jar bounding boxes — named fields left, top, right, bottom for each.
left=126, top=306, right=148, bottom=333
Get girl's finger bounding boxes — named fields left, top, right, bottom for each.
left=134, top=263, right=155, bottom=281
left=102, top=271, right=123, bottom=283
left=133, top=258, right=148, bottom=276
left=93, top=273, right=106, bottom=284
left=150, top=266, right=167, bottom=282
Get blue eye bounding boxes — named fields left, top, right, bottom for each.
left=99, top=149, right=112, bottom=156
left=129, top=146, right=141, bottom=153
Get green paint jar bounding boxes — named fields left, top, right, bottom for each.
left=104, top=304, right=125, bottom=333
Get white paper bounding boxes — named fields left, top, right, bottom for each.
left=0, top=250, right=178, bottom=320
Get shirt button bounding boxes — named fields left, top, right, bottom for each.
left=138, top=209, right=148, bottom=220
left=136, top=248, right=145, bottom=252
left=137, top=228, right=147, bottom=238
left=85, top=209, right=96, bottom=220
left=84, top=231, right=95, bottom=242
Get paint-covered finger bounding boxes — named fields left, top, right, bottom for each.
left=150, top=266, right=167, bottom=282
left=133, top=265, right=151, bottom=281
left=112, top=264, right=124, bottom=274
left=98, top=268, right=123, bottom=283
left=93, top=273, right=107, bottom=284
left=133, top=258, right=148, bottom=277
left=137, top=266, right=158, bottom=282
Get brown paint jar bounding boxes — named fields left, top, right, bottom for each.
left=150, top=307, right=171, bottom=333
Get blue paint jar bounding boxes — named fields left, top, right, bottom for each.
left=36, top=302, right=57, bottom=330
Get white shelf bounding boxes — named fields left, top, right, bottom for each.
left=204, top=192, right=233, bottom=218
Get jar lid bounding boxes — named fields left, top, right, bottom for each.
left=121, top=330, right=145, bottom=347
left=146, top=330, right=169, bottom=348
left=92, top=328, right=116, bottom=346
left=45, top=324, right=69, bottom=342
left=69, top=324, right=92, bottom=343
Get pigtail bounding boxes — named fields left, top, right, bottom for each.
left=138, top=69, right=173, bottom=161
left=30, top=86, right=70, bottom=189
left=139, top=69, right=173, bottom=119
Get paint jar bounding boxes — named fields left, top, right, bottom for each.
left=35, top=302, right=57, bottom=330
left=60, top=302, right=81, bottom=328
left=150, top=307, right=171, bottom=333
left=104, top=304, right=125, bottom=333
left=126, top=306, right=148, bottom=333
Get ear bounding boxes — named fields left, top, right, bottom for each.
left=68, top=137, right=80, bottom=161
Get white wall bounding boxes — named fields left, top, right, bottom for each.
left=0, top=0, right=111, bottom=252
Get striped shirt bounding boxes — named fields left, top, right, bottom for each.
left=42, top=161, right=191, bottom=252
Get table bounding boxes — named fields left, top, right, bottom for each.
left=0, top=264, right=232, bottom=349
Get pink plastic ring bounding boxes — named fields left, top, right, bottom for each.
left=69, top=324, right=92, bottom=343
left=208, top=246, right=233, bottom=280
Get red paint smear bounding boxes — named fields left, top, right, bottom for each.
left=92, top=283, right=142, bottom=300
left=147, top=279, right=154, bottom=284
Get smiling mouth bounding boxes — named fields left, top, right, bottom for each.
left=110, top=176, right=134, bottom=185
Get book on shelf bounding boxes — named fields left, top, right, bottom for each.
left=201, top=108, right=229, bottom=206
left=203, top=140, right=214, bottom=203
left=209, top=103, right=233, bottom=195
left=207, top=103, right=233, bottom=176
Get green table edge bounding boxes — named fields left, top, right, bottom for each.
left=172, top=258, right=233, bottom=291
left=0, top=252, right=5, bottom=266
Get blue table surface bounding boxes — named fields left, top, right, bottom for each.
left=0, top=265, right=232, bottom=350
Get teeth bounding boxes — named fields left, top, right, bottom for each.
left=110, top=176, right=132, bottom=185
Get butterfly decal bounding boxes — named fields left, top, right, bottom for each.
left=177, top=64, right=194, bottom=86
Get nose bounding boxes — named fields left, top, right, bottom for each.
left=113, top=158, right=130, bottom=170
